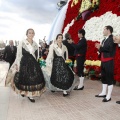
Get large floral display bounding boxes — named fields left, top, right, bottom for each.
left=61, top=0, right=120, bottom=82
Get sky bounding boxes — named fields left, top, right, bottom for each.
left=0, top=0, right=60, bottom=42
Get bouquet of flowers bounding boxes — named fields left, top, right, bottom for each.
left=65, top=59, right=73, bottom=67
left=39, top=57, right=46, bottom=67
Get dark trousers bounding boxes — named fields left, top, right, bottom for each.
left=76, top=56, right=85, bottom=77
left=101, top=60, right=114, bottom=85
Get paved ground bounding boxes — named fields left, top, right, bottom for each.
left=0, top=78, right=120, bottom=120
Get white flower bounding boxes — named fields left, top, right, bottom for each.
left=84, top=12, right=120, bottom=42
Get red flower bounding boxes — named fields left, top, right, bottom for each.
left=62, top=0, right=120, bottom=82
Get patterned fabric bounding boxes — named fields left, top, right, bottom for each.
left=14, top=48, right=45, bottom=91
left=50, top=51, right=74, bottom=90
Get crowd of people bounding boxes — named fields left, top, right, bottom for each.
left=1, top=26, right=120, bottom=105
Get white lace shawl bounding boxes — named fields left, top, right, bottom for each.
left=5, top=40, right=39, bottom=86
left=14, top=39, right=39, bottom=69
left=46, top=43, right=68, bottom=67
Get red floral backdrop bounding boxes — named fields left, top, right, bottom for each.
left=62, top=0, right=120, bottom=82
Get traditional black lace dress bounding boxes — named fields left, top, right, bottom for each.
left=14, top=48, right=45, bottom=93
left=6, top=40, right=45, bottom=97
left=42, top=43, right=76, bottom=91
left=50, top=51, right=74, bottom=90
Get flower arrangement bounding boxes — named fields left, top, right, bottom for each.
left=84, top=60, right=101, bottom=66
left=84, top=60, right=101, bottom=80
left=39, top=57, right=46, bottom=67
left=62, top=0, right=120, bottom=81
left=62, top=0, right=120, bottom=43
left=65, top=59, right=73, bottom=67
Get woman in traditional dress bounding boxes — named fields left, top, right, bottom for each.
left=42, top=34, right=74, bottom=97
left=6, top=28, right=45, bottom=102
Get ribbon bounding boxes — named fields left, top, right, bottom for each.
left=39, top=58, right=46, bottom=67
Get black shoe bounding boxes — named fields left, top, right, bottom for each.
left=21, top=94, right=25, bottom=97
left=28, top=97, right=35, bottom=103
left=116, top=101, right=120, bottom=104
left=63, top=93, right=69, bottom=97
left=74, top=86, right=84, bottom=90
left=102, top=98, right=111, bottom=102
left=51, top=90, right=55, bottom=93
left=95, top=95, right=106, bottom=98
